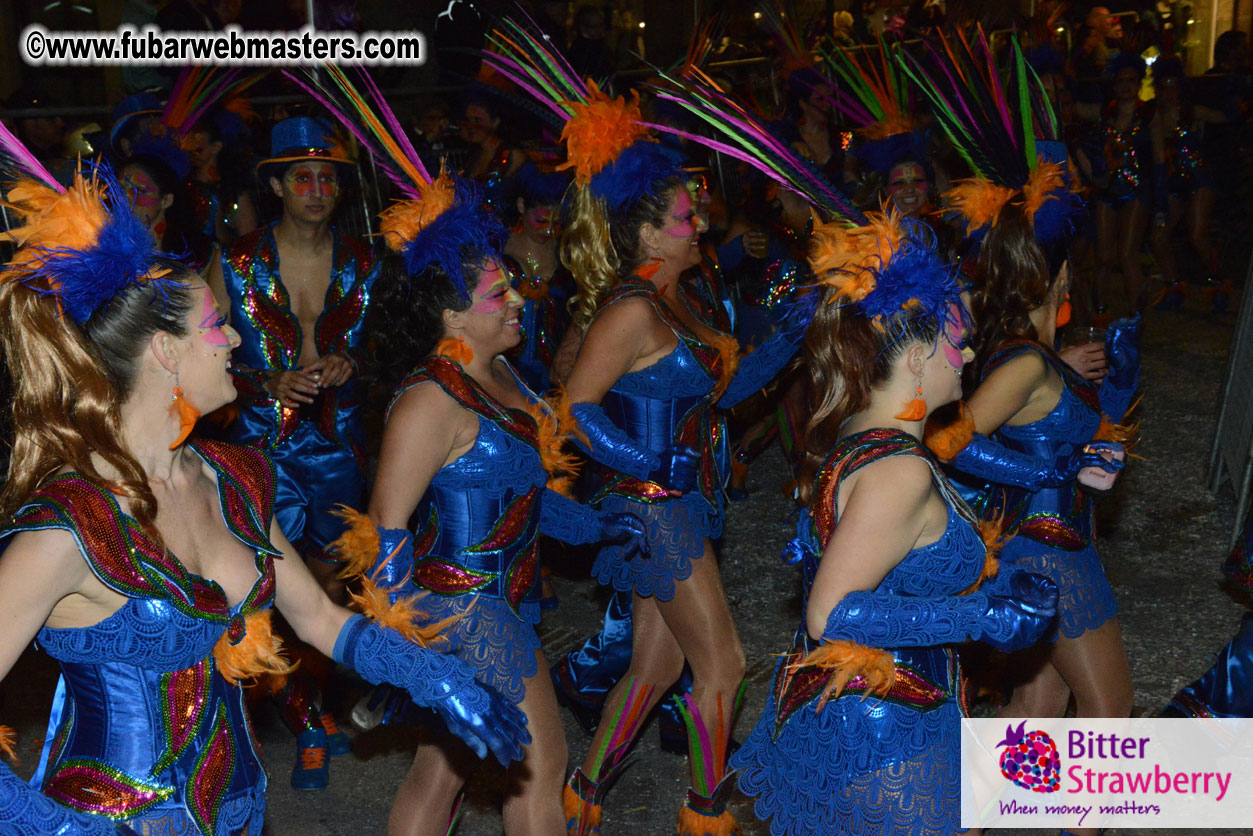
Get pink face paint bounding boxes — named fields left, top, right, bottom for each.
left=124, top=169, right=161, bottom=210
left=198, top=289, right=233, bottom=349
left=284, top=164, right=338, bottom=199
left=665, top=189, right=696, bottom=238
left=524, top=207, right=556, bottom=240
left=942, top=303, right=969, bottom=371
left=470, top=263, right=513, bottom=315
left=887, top=162, right=927, bottom=215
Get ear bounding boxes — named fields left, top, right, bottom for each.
left=269, top=175, right=284, bottom=198
left=905, top=342, right=927, bottom=378
left=639, top=221, right=660, bottom=253
left=160, top=192, right=175, bottom=213
left=442, top=307, right=466, bottom=333
left=516, top=197, right=527, bottom=217
left=148, top=329, right=181, bottom=376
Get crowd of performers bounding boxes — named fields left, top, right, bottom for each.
left=0, top=11, right=1250, bottom=836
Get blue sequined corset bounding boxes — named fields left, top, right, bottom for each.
left=393, top=358, right=548, bottom=617
left=4, top=440, right=281, bottom=836
left=986, top=342, right=1103, bottom=553
left=732, top=430, right=984, bottom=836
left=222, top=224, right=377, bottom=463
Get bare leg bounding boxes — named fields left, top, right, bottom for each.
left=1148, top=195, right=1182, bottom=287
left=1093, top=202, right=1117, bottom=313
left=1118, top=200, right=1149, bottom=313
left=579, top=540, right=746, bottom=790
left=1050, top=618, right=1133, bottom=718
left=390, top=652, right=568, bottom=836
left=1188, top=187, right=1219, bottom=276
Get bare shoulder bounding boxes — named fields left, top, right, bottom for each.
left=840, top=453, right=933, bottom=517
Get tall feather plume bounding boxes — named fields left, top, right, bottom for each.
left=819, top=36, right=918, bottom=140
left=757, top=1, right=817, bottom=75
left=164, top=67, right=264, bottom=139
left=0, top=120, right=62, bottom=191
left=674, top=11, right=724, bottom=80
left=648, top=68, right=865, bottom=224
left=481, top=15, right=590, bottom=123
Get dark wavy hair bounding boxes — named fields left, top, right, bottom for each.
left=122, top=154, right=211, bottom=261
left=796, top=295, right=942, bottom=504
left=970, top=200, right=1059, bottom=377
left=367, top=252, right=474, bottom=398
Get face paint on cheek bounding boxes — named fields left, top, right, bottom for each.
left=525, top=210, right=554, bottom=236
left=197, top=292, right=232, bottom=349
left=942, top=304, right=967, bottom=370
left=666, top=191, right=696, bottom=238
left=285, top=168, right=315, bottom=197
left=470, top=267, right=510, bottom=314
left=317, top=174, right=338, bottom=199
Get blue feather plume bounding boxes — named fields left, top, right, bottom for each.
left=400, top=174, right=507, bottom=299
left=589, top=142, right=686, bottom=215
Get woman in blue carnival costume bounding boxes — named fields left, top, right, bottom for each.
left=905, top=34, right=1140, bottom=750
left=287, top=65, right=646, bottom=836
left=1146, top=56, right=1232, bottom=314
left=1093, top=52, right=1158, bottom=314
left=502, top=158, right=575, bottom=395
left=731, top=209, right=1059, bottom=836
left=0, top=132, right=528, bottom=836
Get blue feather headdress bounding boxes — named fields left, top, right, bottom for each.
left=1, top=122, right=179, bottom=326
left=809, top=210, right=963, bottom=340
left=514, top=158, right=571, bottom=208
left=284, top=65, right=504, bottom=299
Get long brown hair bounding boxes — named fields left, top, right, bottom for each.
left=970, top=199, right=1055, bottom=377
left=796, top=291, right=941, bottom=504
left=0, top=269, right=193, bottom=535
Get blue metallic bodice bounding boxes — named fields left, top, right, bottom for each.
left=988, top=343, right=1103, bottom=552
left=221, top=223, right=377, bottom=461
left=602, top=343, right=713, bottom=458
left=393, top=358, right=548, bottom=616
left=3, top=440, right=280, bottom=836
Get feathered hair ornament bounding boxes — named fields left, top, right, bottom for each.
left=897, top=29, right=1083, bottom=248
left=1, top=122, right=178, bottom=326
left=481, top=15, right=686, bottom=214
left=809, top=209, right=962, bottom=335
left=821, top=37, right=927, bottom=178
left=284, top=65, right=504, bottom=298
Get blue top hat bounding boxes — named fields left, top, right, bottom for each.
left=256, top=116, right=353, bottom=177
left=110, top=92, right=164, bottom=149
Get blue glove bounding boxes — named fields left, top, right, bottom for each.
left=718, top=286, right=814, bottom=407
left=372, top=527, right=414, bottom=604
left=1, top=762, right=140, bottom=835
left=950, top=433, right=1124, bottom=491
left=570, top=401, right=659, bottom=482
left=819, top=571, right=1057, bottom=654
left=333, top=614, right=530, bottom=765
left=1100, top=314, right=1140, bottom=420
left=538, top=489, right=649, bottom=559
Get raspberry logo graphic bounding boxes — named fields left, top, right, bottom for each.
left=997, top=721, right=1061, bottom=793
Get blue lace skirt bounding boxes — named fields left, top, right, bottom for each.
left=592, top=492, right=722, bottom=601
left=414, top=594, right=542, bottom=705
left=732, top=661, right=962, bottom=836
left=1001, top=538, right=1118, bottom=639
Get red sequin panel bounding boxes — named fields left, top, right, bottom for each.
left=153, top=661, right=210, bottom=774
left=464, top=487, right=539, bottom=554
left=195, top=441, right=277, bottom=549
left=189, top=705, right=237, bottom=836
left=413, top=559, right=494, bottom=595
left=45, top=758, right=175, bottom=818
left=505, top=543, right=539, bottom=611
left=412, top=507, right=440, bottom=559
left=242, top=284, right=299, bottom=372
left=314, top=281, right=365, bottom=355
left=1018, top=515, right=1087, bottom=551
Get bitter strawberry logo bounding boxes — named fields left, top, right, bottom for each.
left=997, top=721, right=1061, bottom=793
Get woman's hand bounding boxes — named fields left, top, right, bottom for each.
left=1058, top=342, right=1108, bottom=382
left=265, top=369, right=320, bottom=408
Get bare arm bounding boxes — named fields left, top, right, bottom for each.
left=0, top=529, right=91, bottom=682
left=564, top=296, right=660, bottom=406
left=805, top=456, right=932, bottom=640
left=368, top=381, right=470, bottom=529
left=965, top=351, right=1052, bottom=435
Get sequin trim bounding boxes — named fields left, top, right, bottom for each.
left=188, top=705, right=237, bottom=836
left=153, top=660, right=210, bottom=774
left=44, top=758, right=176, bottom=819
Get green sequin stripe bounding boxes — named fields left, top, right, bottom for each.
left=152, top=661, right=211, bottom=776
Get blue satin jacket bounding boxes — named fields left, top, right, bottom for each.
left=221, top=223, right=378, bottom=466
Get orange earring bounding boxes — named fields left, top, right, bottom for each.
left=169, top=380, right=200, bottom=450
left=435, top=334, right=475, bottom=366
left=895, top=378, right=927, bottom=421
